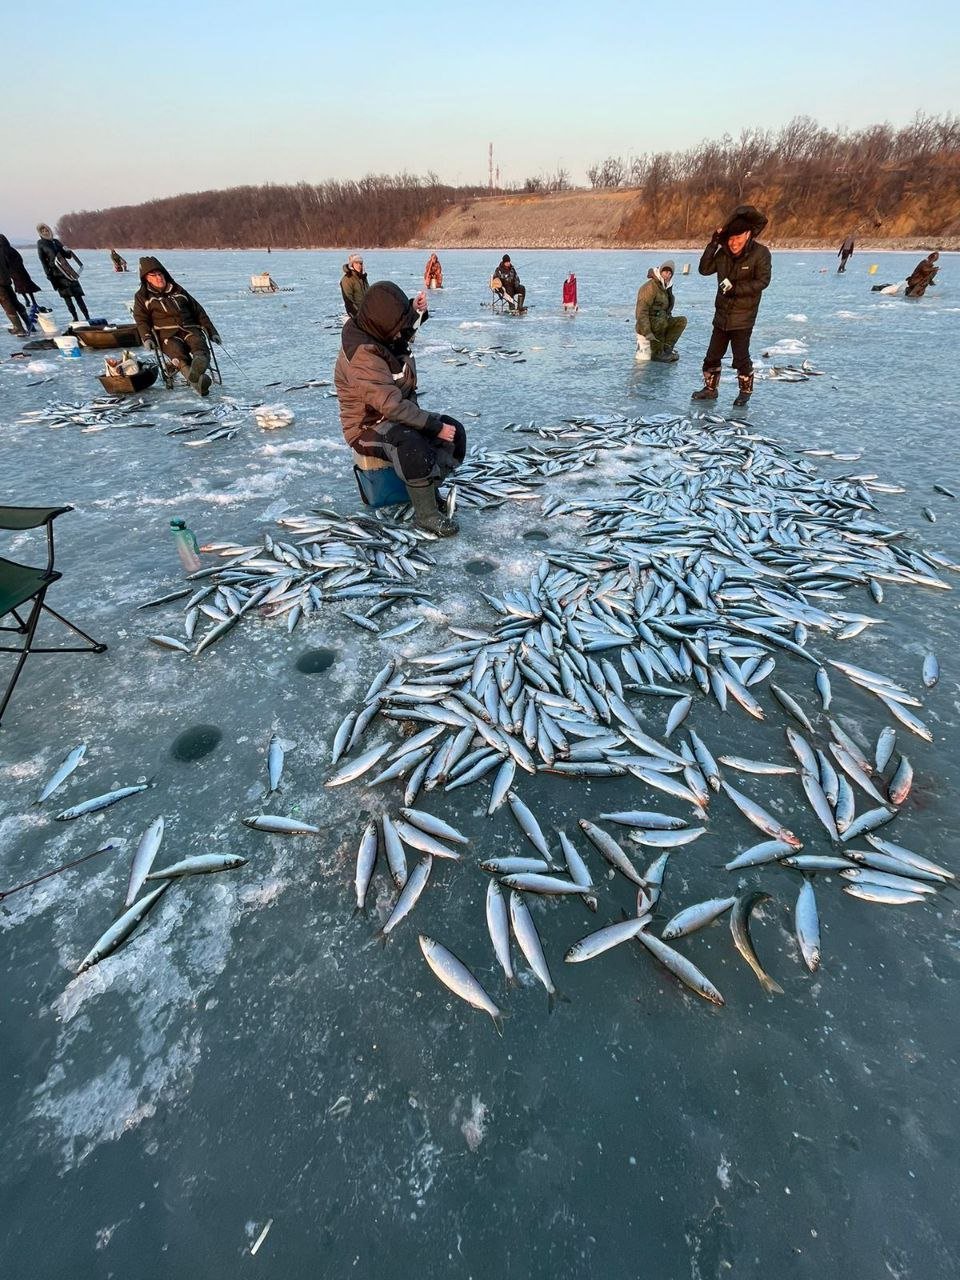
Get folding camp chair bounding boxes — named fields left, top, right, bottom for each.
left=0, top=506, right=107, bottom=726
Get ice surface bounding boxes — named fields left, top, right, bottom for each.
left=1, top=248, right=959, bottom=1279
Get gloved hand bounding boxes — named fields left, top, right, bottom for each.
left=711, top=228, right=724, bottom=245
left=719, top=278, right=733, bottom=295
left=142, top=335, right=154, bottom=350
left=210, top=331, right=222, bottom=345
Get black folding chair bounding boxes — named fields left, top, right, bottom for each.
left=0, top=506, right=107, bottom=726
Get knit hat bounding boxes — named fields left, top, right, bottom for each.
left=659, top=260, right=675, bottom=275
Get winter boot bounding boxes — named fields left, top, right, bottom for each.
left=691, top=368, right=721, bottom=401
left=654, top=344, right=679, bottom=363
left=188, top=351, right=210, bottom=389
left=733, top=371, right=754, bottom=408
left=405, top=480, right=460, bottom=537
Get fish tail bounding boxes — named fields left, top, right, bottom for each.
left=492, top=1013, right=505, bottom=1037
left=761, top=974, right=784, bottom=995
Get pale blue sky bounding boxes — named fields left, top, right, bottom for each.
left=3, top=0, right=957, bottom=237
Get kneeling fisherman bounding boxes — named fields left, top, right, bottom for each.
left=334, top=281, right=465, bottom=536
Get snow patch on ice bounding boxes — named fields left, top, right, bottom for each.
left=717, top=1153, right=732, bottom=1189
left=786, top=313, right=807, bottom=322
left=763, top=338, right=808, bottom=357
left=460, top=1095, right=489, bottom=1151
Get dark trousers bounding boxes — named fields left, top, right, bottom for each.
left=356, top=419, right=466, bottom=484
left=496, top=284, right=526, bottom=310
left=160, top=329, right=208, bottom=370
left=56, top=283, right=89, bottom=322
left=838, top=253, right=851, bottom=273
left=0, top=285, right=29, bottom=332
left=702, top=325, right=754, bottom=375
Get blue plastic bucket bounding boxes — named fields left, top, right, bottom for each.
left=353, top=463, right=407, bottom=508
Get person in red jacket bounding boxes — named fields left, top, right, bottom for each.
left=562, top=272, right=578, bottom=311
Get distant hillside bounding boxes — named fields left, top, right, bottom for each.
left=58, top=115, right=960, bottom=251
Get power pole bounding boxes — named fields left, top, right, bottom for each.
left=488, top=143, right=494, bottom=191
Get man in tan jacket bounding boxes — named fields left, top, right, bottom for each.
left=334, top=281, right=465, bottom=536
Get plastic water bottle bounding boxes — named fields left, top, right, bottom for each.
left=170, top=519, right=202, bottom=574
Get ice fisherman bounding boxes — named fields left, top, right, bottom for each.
left=492, top=256, right=526, bottom=311
left=562, top=272, right=578, bottom=311
left=0, top=235, right=35, bottom=336
left=334, top=280, right=465, bottom=537
left=133, top=256, right=221, bottom=396
left=691, top=205, right=772, bottom=408
left=837, top=234, right=855, bottom=273
left=424, top=254, right=443, bottom=289
left=110, top=249, right=128, bottom=272
left=36, top=223, right=90, bottom=323
left=635, top=260, right=686, bottom=362
left=340, top=253, right=369, bottom=319
left=905, top=252, right=939, bottom=298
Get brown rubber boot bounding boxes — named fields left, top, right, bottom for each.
left=733, top=371, right=754, bottom=408
left=691, top=368, right=721, bottom=401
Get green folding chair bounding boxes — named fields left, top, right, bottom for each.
left=0, top=506, right=107, bottom=726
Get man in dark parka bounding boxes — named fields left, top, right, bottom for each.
left=691, top=205, right=771, bottom=408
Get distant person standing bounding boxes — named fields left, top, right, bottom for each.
left=691, top=205, right=771, bottom=408
left=340, top=253, right=369, bottom=318
left=424, top=253, right=443, bottom=289
left=904, top=251, right=939, bottom=297
left=635, top=260, right=686, bottom=362
left=110, top=249, right=128, bottom=272
left=562, top=272, right=578, bottom=311
left=0, top=235, right=34, bottom=335
left=837, top=234, right=855, bottom=273
left=492, top=255, right=526, bottom=311
left=36, top=223, right=91, bottom=322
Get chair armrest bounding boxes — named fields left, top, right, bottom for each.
left=0, top=506, right=73, bottom=531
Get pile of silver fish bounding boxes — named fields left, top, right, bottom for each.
left=138, top=511, right=440, bottom=653
left=306, top=413, right=955, bottom=1026
left=14, top=393, right=257, bottom=444
left=442, top=343, right=525, bottom=368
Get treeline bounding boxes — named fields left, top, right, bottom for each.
left=594, top=114, right=960, bottom=240
left=58, top=174, right=487, bottom=250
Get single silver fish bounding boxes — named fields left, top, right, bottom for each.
left=354, top=820, right=378, bottom=913
left=146, top=853, right=247, bottom=879
left=241, top=814, right=321, bottom=835
left=795, top=879, right=821, bottom=972
left=418, top=934, right=503, bottom=1033
left=661, top=896, right=736, bottom=940
left=56, top=782, right=152, bottom=821
left=485, top=880, right=516, bottom=985
left=36, top=743, right=86, bottom=803
left=565, top=917, right=647, bottom=963
left=77, top=883, right=170, bottom=974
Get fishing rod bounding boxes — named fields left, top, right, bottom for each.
left=0, top=839, right=122, bottom=903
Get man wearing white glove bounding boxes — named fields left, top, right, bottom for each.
left=691, top=206, right=771, bottom=407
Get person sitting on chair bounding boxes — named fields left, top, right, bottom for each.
left=36, top=223, right=90, bottom=323
left=340, top=253, right=369, bottom=319
left=334, top=281, right=465, bottom=537
left=492, top=255, right=526, bottom=311
left=635, top=260, right=687, bottom=362
left=133, top=256, right=221, bottom=396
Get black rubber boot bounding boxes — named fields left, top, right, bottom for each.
left=691, top=368, right=721, bottom=400
left=406, top=481, right=459, bottom=536
left=653, top=344, right=679, bottom=363
left=733, top=371, right=754, bottom=408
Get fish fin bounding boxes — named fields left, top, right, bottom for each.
left=352, top=904, right=366, bottom=918
left=761, top=974, right=784, bottom=995
left=548, top=990, right=571, bottom=1014
left=492, top=1012, right=505, bottom=1037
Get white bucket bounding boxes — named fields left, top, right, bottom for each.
left=635, top=334, right=652, bottom=363
left=37, top=311, right=60, bottom=336
left=54, top=335, right=81, bottom=357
